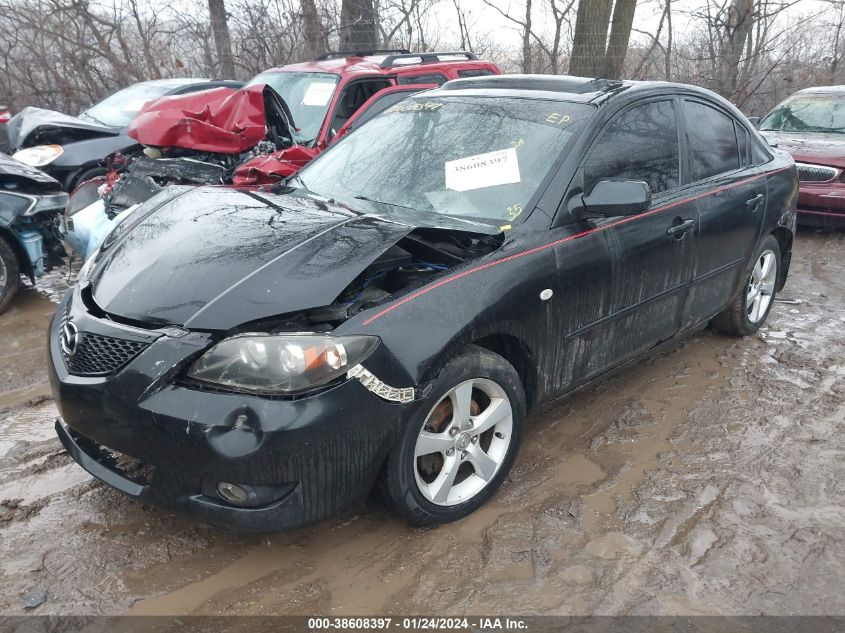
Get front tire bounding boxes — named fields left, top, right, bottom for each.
left=0, top=234, right=21, bottom=315
left=712, top=234, right=781, bottom=337
left=383, top=346, right=525, bottom=526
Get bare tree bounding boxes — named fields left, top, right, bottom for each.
left=340, top=0, right=379, bottom=50
left=569, top=0, right=614, bottom=76
left=208, top=0, right=236, bottom=77
left=568, top=0, right=637, bottom=77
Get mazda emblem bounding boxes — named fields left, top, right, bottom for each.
left=60, top=321, right=79, bottom=356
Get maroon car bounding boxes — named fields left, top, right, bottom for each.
left=759, top=86, right=845, bottom=226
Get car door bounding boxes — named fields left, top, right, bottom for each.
left=558, top=97, right=697, bottom=381
left=680, top=98, right=767, bottom=325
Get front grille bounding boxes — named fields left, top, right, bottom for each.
left=795, top=162, right=838, bottom=182
left=61, top=326, right=149, bottom=377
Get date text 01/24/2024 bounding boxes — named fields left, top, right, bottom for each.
left=307, top=617, right=529, bottom=630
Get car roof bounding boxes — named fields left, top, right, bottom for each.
left=794, top=85, right=845, bottom=95
left=135, top=78, right=214, bottom=88
left=426, top=74, right=735, bottom=106
left=260, top=51, right=494, bottom=78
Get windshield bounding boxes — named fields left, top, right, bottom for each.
left=293, top=96, right=594, bottom=223
left=760, top=95, right=845, bottom=134
left=247, top=71, right=340, bottom=144
left=81, top=82, right=182, bottom=128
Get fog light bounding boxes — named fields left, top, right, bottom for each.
left=216, top=482, right=249, bottom=505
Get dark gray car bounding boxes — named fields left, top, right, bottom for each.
left=8, top=78, right=242, bottom=192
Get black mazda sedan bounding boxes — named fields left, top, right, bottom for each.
left=49, top=75, right=797, bottom=531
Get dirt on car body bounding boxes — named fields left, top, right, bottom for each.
left=0, top=231, right=842, bottom=616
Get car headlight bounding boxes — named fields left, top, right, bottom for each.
left=187, top=334, right=380, bottom=395
left=12, top=144, right=64, bottom=167
left=0, top=190, right=66, bottom=216
left=25, top=192, right=68, bottom=215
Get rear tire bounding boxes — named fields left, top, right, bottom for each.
left=0, top=234, right=21, bottom=315
left=382, top=345, right=525, bottom=526
left=712, top=234, right=781, bottom=337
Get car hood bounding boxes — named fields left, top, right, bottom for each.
left=0, top=151, right=62, bottom=190
left=760, top=130, right=845, bottom=168
left=88, top=186, right=463, bottom=330
left=6, top=107, right=118, bottom=150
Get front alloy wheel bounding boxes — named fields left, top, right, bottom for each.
left=383, top=345, right=525, bottom=526
left=414, top=378, right=513, bottom=506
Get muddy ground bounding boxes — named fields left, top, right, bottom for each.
left=0, top=231, right=842, bottom=617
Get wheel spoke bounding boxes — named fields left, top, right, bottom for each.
left=472, top=397, right=511, bottom=434
left=751, top=294, right=763, bottom=322
left=449, top=381, right=474, bottom=428
left=429, top=455, right=460, bottom=503
left=466, top=443, right=498, bottom=481
left=752, top=259, right=763, bottom=284
left=760, top=253, right=775, bottom=281
left=747, top=286, right=759, bottom=305
left=415, top=431, right=454, bottom=457
left=761, top=280, right=775, bottom=296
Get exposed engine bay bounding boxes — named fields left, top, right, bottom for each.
left=241, top=228, right=504, bottom=333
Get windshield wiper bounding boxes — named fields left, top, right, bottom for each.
left=80, top=111, right=108, bottom=126
left=353, top=195, right=417, bottom=211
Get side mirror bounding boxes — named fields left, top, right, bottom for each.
left=747, top=116, right=760, bottom=129
left=579, top=179, right=651, bottom=218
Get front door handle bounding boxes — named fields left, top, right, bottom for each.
left=667, top=218, right=695, bottom=237
left=746, top=193, right=765, bottom=210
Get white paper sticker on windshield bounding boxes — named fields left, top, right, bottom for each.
left=122, top=98, right=149, bottom=113
left=445, top=147, right=521, bottom=192
left=302, top=82, right=335, bottom=106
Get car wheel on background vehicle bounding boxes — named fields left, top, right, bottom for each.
left=712, top=234, right=781, bottom=337
left=0, top=234, right=20, bottom=315
left=383, top=345, right=525, bottom=526
left=70, top=166, right=107, bottom=193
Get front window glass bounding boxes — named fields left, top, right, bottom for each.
left=760, top=95, right=845, bottom=133
left=293, top=96, right=594, bottom=223
left=247, top=71, right=340, bottom=144
left=583, top=99, right=680, bottom=195
left=81, top=82, right=181, bottom=128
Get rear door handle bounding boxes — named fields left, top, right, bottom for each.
left=746, top=193, right=765, bottom=210
left=667, top=218, right=695, bottom=237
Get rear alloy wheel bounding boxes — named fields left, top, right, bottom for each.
left=746, top=249, right=777, bottom=324
left=0, top=234, right=20, bottom=315
left=383, top=346, right=525, bottom=526
left=712, top=234, right=781, bottom=336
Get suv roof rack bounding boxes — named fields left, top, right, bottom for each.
left=314, top=49, right=411, bottom=61
left=441, top=74, right=624, bottom=95
left=380, top=51, right=477, bottom=68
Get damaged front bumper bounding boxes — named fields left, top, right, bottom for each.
left=48, top=289, right=416, bottom=532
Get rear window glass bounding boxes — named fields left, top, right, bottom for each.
left=458, top=69, right=497, bottom=78
left=685, top=101, right=740, bottom=180
left=397, top=73, right=448, bottom=86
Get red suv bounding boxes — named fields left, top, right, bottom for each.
left=758, top=86, right=845, bottom=227
left=126, top=50, right=500, bottom=185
